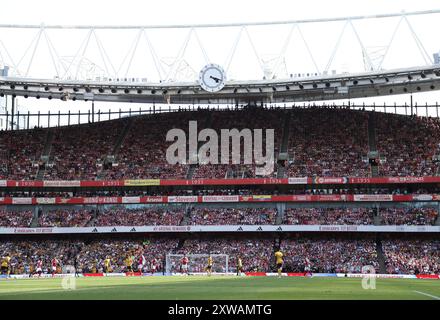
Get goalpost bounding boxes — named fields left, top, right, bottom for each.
left=165, top=254, right=229, bottom=275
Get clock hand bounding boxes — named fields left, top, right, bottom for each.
left=210, top=75, right=221, bottom=83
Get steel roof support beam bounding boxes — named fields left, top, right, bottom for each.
left=165, top=28, right=193, bottom=82
left=378, top=16, right=403, bottom=70
left=225, top=26, right=244, bottom=74
left=243, top=26, right=266, bottom=77
left=93, top=29, right=118, bottom=79
left=324, top=20, right=349, bottom=74
left=403, top=15, right=433, bottom=65
left=269, top=24, right=296, bottom=80
left=0, top=40, right=19, bottom=76
left=119, top=29, right=142, bottom=78
left=0, top=9, right=439, bottom=29
left=75, top=29, right=93, bottom=80
left=349, top=20, right=374, bottom=72
left=297, top=24, right=321, bottom=75
left=142, top=29, right=166, bottom=82
left=193, top=28, right=210, bottom=65
left=42, top=28, right=61, bottom=78
left=25, top=27, right=43, bottom=77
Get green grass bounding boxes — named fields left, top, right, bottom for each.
left=0, top=276, right=439, bottom=300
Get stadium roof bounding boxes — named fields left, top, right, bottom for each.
left=2, top=65, right=440, bottom=104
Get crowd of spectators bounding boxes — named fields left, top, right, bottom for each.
left=175, top=238, right=274, bottom=272
left=0, top=238, right=178, bottom=274
left=287, top=108, right=370, bottom=177
left=382, top=239, right=440, bottom=274
left=1, top=108, right=440, bottom=180
left=76, top=238, right=178, bottom=273
left=105, top=112, right=198, bottom=180
left=189, top=207, right=277, bottom=225
left=2, top=186, right=440, bottom=198
left=94, top=207, right=185, bottom=226
left=191, top=108, right=283, bottom=179
left=43, top=120, right=126, bottom=180
left=281, top=238, right=379, bottom=273
left=376, top=113, right=440, bottom=177
left=0, top=128, right=46, bottom=180
left=380, top=207, right=438, bottom=225
left=283, top=208, right=374, bottom=225
left=0, top=210, right=33, bottom=227
left=38, top=209, right=93, bottom=227
left=2, top=236, right=440, bottom=275
left=1, top=205, right=439, bottom=228
left=0, top=240, right=80, bottom=274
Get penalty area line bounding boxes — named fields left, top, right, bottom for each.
left=413, top=290, right=440, bottom=300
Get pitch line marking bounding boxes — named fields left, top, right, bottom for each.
left=413, top=290, right=440, bottom=300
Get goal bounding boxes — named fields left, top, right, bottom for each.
left=165, top=254, right=229, bottom=275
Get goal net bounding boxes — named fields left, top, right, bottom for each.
left=165, top=254, right=229, bottom=275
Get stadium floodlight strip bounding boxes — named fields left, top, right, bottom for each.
left=0, top=9, right=439, bottom=29
left=2, top=65, right=440, bottom=104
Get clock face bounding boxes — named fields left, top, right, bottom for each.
left=198, top=64, right=226, bottom=92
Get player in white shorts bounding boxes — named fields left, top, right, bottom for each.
left=51, top=258, right=58, bottom=276
left=181, top=256, right=189, bottom=275
left=150, top=258, right=158, bottom=274
left=138, top=255, right=146, bottom=272
left=35, top=259, right=43, bottom=277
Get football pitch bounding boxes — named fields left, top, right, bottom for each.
left=0, top=276, right=439, bottom=300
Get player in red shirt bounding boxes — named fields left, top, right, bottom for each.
left=150, top=258, right=158, bottom=274
left=51, top=258, right=59, bottom=277
left=304, top=258, right=312, bottom=276
left=180, top=256, right=189, bottom=275
left=35, top=259, right=43, bottom=278
left=138, top=255, right=146, bottom=272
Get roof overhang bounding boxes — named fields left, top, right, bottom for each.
left=1, top=65, right=440, bottom=105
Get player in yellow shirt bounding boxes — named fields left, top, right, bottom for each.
left=206, top=255, right=213, bottom=276
left=1, top=254, right=11, bottom=278
left=125, top=255, right=133, bottom=272
left=103, top=257, right=111, bottom=273
left=274, top=249, right=284, bottom=278
left=236, top=256, right=243, bottom=276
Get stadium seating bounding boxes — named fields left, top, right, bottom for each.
left=43, top=120, right=126, bottom=180
left=1, top=108, right=440, bottom=180
left=0, top=238, right=178, bottom=274
left=376, top=114, right=440, bottom=176
left=280, top=238, right=379, bottom=273
left=0, top=206, right=438, bottom=228
left=0, top=128, right=46, bottom=180
left=287, top=108, right=370, bottom=177
left=1, top=108, right=439, bottom=278
left=382, top=239, right=440, bottom=274
left=38, top=209, right=93, bottom=227
left=283, top=207, right=374, bottom=225
left=379, top=207, right=438, bottom=225
left=0, top=210, right=33, bottom=227
left=175, top=238, right=275, bottom=272
left=94, top=207, right=185, bottom=226
left=189, top=207, right=277, bottom=225
left=1, top=236, right=439, bottom=275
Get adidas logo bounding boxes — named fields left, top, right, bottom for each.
left=237, top=227, right=243, bottom=231
left=256, top=226, right=263, bottom=231
left=276, top=227, right=283, bottom=231
left=111, top=228, right=117, bottom=232
left=130, top=228, right=136, bottom=232
left=92, top=228, right=98, bottom=233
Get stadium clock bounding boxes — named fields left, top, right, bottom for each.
left=198, top=63, right=226, bottom=92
